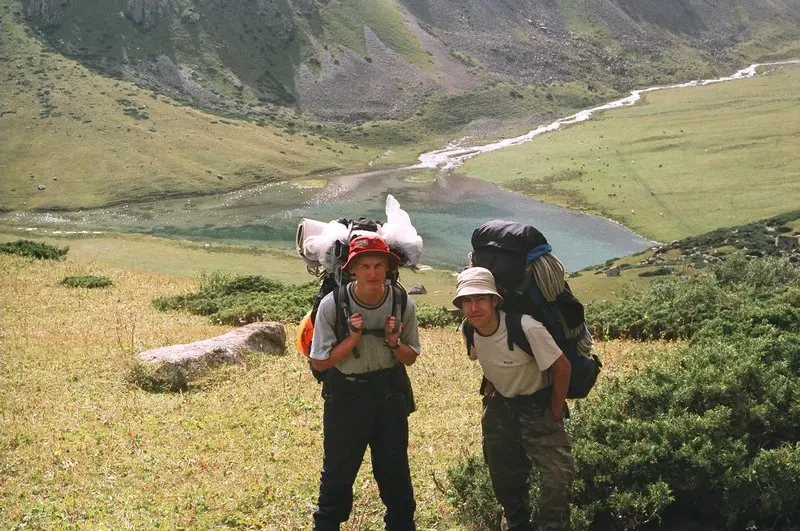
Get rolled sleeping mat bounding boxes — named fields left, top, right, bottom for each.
left=296, top=218, right=328, bottom=269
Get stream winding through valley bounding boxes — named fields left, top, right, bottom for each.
left=5, top=61, right=798, bottom=271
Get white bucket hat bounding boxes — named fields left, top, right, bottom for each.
left=452, top=267, right=503, bottom=307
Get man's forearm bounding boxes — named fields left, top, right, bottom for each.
left=550, top=355, right=571, bottom=418
left=392, top=343, right=419, bottom=366
left=311, top=336, right=360, bottom=372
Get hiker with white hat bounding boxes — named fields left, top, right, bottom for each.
left=453, top=267, right=575, bottom=531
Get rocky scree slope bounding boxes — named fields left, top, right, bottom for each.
left=21, top=0, right=800, bottom=122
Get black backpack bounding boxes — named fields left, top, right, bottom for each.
left=466, top=220, right=601, bottom=399
left=309, top=276, right=408, bottom=383
left=305, top=218, right=409, bottom=379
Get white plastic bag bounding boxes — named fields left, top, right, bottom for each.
left=296, top=218, right=328, bottom=269
left=379, top=194, right=423, bottom=267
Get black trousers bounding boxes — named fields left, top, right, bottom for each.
left=313, top=368, right=416, bottom=531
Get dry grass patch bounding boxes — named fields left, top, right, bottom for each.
left=0, top=254, right=667, bottom=528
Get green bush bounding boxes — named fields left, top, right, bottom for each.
left=587, top=254, right=800, bottom=340
left=153, top=273, right=318, bottom=325
left=0, top=239, right=68, bottom=260
left=445, top=454, right=502, bottom=530
left=638, top=266, right=673, bottom=277
left=446, top=254, right=800, bottom=529
left=61, top=275, right=113, bottom=288
left=415, top=304, right=462, bottom=328
left=154, top=272, right=461, bottom=328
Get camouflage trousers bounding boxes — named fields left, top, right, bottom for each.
left=481, top=392, right=575, bottom=531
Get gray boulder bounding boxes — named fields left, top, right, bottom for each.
left=408, top=284, right=427, bottom=295
left=134, top=322, right=285, bottom=391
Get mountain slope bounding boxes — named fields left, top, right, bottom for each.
left=20, top=0, right=800, bottom=121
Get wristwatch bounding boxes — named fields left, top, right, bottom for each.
left=384, top=339, right=401, bottom=349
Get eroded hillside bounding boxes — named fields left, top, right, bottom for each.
left=19, top=0, right=800, bottom=121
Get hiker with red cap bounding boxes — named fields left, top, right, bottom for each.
left=309, top=233, right=420, bottom=531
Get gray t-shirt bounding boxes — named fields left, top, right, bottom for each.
left=310, top=283, right=420, bottom=374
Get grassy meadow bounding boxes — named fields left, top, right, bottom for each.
left=0, top=252, right=670, bottom=529
left=461, top=63, right=800, bottom=243
left=0, top=1, right=408, bottom=212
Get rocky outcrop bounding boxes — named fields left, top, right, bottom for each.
left=125, top=0, right=175, bottom=31
left=26, top=0, right=70, bottom=24
left=21, top=0, right=800, bottom=121
left=135, top=322, right=286, bottom=392
left=296, top=27, right=436, bottom=121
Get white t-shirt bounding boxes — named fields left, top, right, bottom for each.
left=464, top=310, right=562, bottom=398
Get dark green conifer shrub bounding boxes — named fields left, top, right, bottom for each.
left=0, top=239, right=68, bottom=260
left=153, top=273, right=318, bottom=325
left=588, top=254, right=800, bottom=340
left=61, top=275, right=113, bottom=288
left=446, top=254, right=800, bottom=529
left=152, top=272, right=458, bottom=327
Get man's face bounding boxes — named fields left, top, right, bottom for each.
left=460, top=294, right=499, bottom=331
left=348, top=254, right=390, bottom=287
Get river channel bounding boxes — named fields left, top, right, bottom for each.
left=6, top=61, right=796, bottom=272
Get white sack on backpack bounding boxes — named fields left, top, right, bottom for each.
left=379, top=194, right=423, bottom=267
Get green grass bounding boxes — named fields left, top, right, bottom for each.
left=317, top=0, right=434, bottom=72
left=0, top=250, right=671, bottom=529
left=460, top=63, right=800, bottom=242
left=0, top=1, right=390, bottom=212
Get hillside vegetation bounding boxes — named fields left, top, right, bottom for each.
left=0, top=2, right=394, bottom=212
left=17, top=0, right=800, bottom=121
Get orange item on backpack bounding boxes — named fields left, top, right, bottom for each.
left=297, top=310, right=314, bottom=357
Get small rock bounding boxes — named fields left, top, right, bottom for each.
left=408, top=284, right=427, bottom=295
left=37, top=184, right=46, bottom=190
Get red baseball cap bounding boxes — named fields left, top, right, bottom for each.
left=343, top=234, right=400, bottom=271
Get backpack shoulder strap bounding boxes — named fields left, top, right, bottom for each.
left=390, top=282, right=408, bottom=321
left=332, top=283, right=350, bottom=344
left=462, top=320, right=475, bottom=357
left=505, top=311, right=533, bottom=357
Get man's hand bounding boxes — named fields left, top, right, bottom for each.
left=384, top=316, right=403, bottom=347
left=311, top=312, right=363, bottom=371
left=349, top=312, right=364, bottom=336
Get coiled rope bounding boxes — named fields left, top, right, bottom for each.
left=527, top=253, right=595, bottom=356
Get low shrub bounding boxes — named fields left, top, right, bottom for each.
left=637, top=266, right=672, bottom=277
left=0, top=239, right=68, bottom=260
left=154, top=272, right=461, bottom=328
left=588, top=254, right=799, bottom=340
left=445, top=454, right=502, bottom=530
left=415, top=304, right=461, bottom=328
left=153, top=273, right=317, bottom=325
left=61, top=275, right=113, bottom=288
left=446, top=254, right=800, bottom=529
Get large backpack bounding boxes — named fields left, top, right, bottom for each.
left=465, top=219, right=602, bottom=399
left=307, top=275, right=408, bottom=383
left=298, top=218, right=409, bottom=382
